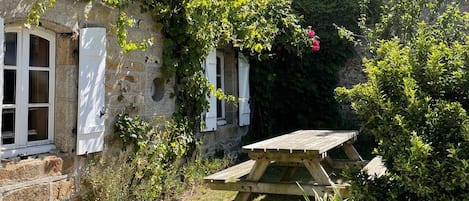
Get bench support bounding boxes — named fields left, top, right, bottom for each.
left=234, top=160, right=270, bottom=201
left=207, top=181, right=349, bottom=197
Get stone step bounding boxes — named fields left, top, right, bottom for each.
left=0, top=156, right=64, bottom=186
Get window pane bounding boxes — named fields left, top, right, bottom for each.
left=217, top=99, right=222, bottom=118
left=4, top=70, right=16, bottom=104
left=29, top=71, right=49, bottom=103
left=2, top=109, right=15, bottom=145
left=216, top=57, right=222, bottom=89
left=28, top=107, right=48, bottom=141
left=5, top=33, right=17, bottom=66
left=29, top=35, right=50, bottom=67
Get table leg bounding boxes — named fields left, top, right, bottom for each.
left=281, top=166, right=298, bottom=181
left=234, top=160, right=270, bottom=201
left=343, top=143, right=363, bottom=161
left=303, top=160, right=333, bottom=185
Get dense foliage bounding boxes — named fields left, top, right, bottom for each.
left=336, top=0, right=469, bottom=200
left=249, top=0, right=381, bottom=140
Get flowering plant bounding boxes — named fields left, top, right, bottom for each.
left=308, top=28, right=320, bottom=52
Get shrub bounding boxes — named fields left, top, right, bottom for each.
left=336, top=1, right=469, bottom=200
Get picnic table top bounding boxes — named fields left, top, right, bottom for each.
left=242, top=130, right=358, bottom=155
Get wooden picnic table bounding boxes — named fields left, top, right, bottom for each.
left=204, top=130, right=366, bottom=201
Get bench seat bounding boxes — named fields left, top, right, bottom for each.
left=204, top=160, right=256, bottom=183
left=362, top=156, right=386, bottom=178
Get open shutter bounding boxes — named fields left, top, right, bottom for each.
left=0, top=17, right=4, bottom=152
left=77, top=27, right=106, bottom=155
left=201, top=49, right=217, bottom=132
left=238, top=53, right=250, bottom=126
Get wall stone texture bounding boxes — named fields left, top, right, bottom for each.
left=3, top=184, right=50, bottom=201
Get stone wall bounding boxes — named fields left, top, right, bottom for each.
left=0, top=0, right=172, bottom=200
left=337, top=55, right=365, bottom=127
left=0, top=156, right=74, bottom=201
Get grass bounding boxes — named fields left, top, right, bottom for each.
left=180, top=187, right=306, bottom=201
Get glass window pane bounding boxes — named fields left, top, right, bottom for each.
left=2, top=109, right=15, bottom=145
left=5, top=33, right=17, bottom=66
left=216, top=57, right=222, bottom=89
left=217, top=99, right=222, bottom=118
left=29, top=71, right=49, bottom=103
left=29, top=35, right=50, bottom=67
left=4, top=70, right=16, bottom=104
left=28, top=107, right=48, bottom=141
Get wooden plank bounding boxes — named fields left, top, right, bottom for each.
left=243, top=130, right=358, bottom=154
left=204, top=160, right=256, bottom=182
left=362, top=156, right=386, bottom=178
left=207, top=181, right=350, bottom=197
left=247, top=152, right=321, bottom=163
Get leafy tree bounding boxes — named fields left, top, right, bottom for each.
left=336, top=0, right=469, bottom=200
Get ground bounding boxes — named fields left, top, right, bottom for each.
left=181, top=187, right=306, bottom=201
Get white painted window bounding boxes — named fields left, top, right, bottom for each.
left=216, top=50, right=226, bottom=125
left=1, top=24, right=56, bottom=158
left=201, top=49, right=251, bottom=132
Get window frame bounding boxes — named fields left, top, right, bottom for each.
left=216, top=50, right=226, bottom=125
left=2, top=25, right=56, bottom=158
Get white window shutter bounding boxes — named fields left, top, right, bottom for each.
left=201, top=49, right=217, bottom=132
left=238, top=53, right=250, bottom=126
left=0, top=17, right=4, bottom=152
left=77, top=27, right=106, bottom=155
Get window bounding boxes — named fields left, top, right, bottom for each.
left=216, top=50, right=226, bottom=125
left=1, top=26, right=55, bottom=157
left=202, top=48, right=250, bottom=132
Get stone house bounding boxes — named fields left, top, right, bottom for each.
left=0, top=1, right=250, bottom=200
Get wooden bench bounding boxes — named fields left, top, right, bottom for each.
left=362, top=156, right=386, bottom=178
left=204, top=159, right=349, bottom=196
left=204, top=160, right=256, bottom=183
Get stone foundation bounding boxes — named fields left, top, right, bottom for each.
left=198, top=125, right=249, bottom=158
left=0, top=156, right=74, bottom=201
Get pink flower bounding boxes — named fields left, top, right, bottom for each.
left=312, top=45, right=320, bottom=52
left=308, top=30, right=315, bottom=38
left=312, top=40, right=320, bottom=52
left=312, top=39, right=320, bottom=46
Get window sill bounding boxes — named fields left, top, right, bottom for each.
left=217, top=119, right=227, bottom=126
left=1, top=144, right=56, bottom=159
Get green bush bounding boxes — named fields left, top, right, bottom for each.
left=336, top=1, right=469, bottom=200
